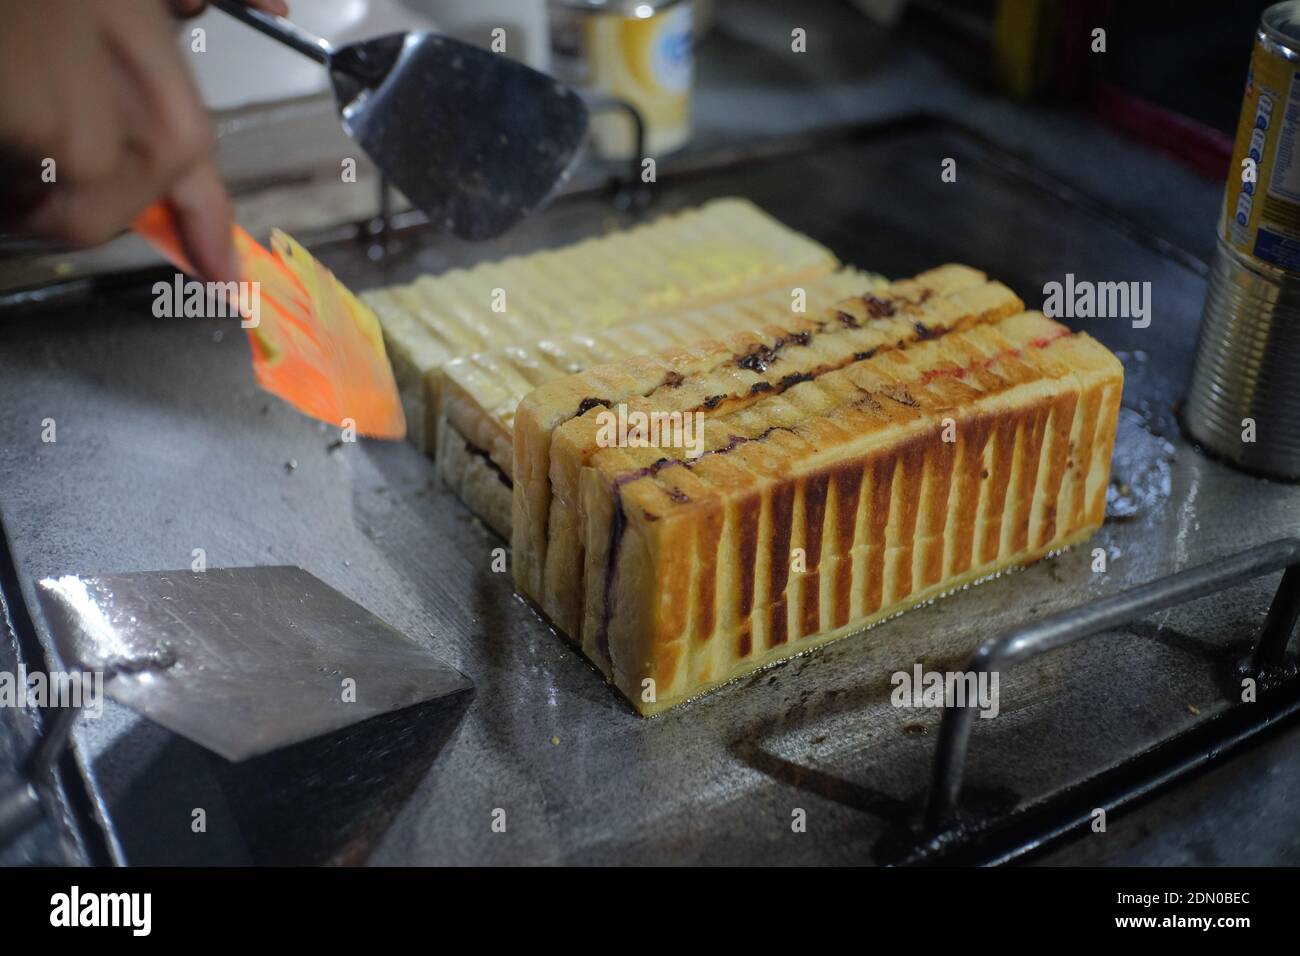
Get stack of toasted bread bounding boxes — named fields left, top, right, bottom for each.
left=367, top=200, right=1123, bottom=714
left=438, top=269, right=881, bottom=532
left=363, top=199, right=842, bottom=452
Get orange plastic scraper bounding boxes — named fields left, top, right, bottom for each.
left=133, top=202, right=406, bottom=440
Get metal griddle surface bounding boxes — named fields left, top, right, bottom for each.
left=2, top=119, right=1298, bottom=865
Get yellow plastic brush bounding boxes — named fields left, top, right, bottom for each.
left=134, top=202, right=406, bottom=440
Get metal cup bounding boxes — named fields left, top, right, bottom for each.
left=1183, top=237, right=1300, bottom=480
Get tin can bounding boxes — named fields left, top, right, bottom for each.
left=1183, top=0, right=1300, bottom=480
left=549, top=0, right=694, bottom=159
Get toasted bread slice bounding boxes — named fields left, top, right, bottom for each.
left=513, top=265, right=1025, bottom=637
left=570, top=310, right=1121, bottom=713
left=437, top=421, right=514, bottom=537
left=365, top=198, right=840, bottom=451
left=438, top=269, right=884, bottom=534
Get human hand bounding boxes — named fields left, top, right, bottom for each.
left=0, top=0, right=288, bottom=283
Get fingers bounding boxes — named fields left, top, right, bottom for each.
left=107, top=0, right=215, bottom=193
left=167, top=0, right=290, bottom=18
left=250, top=0, right=290, bottom=16
left=165, top=159, right=238, bottom=284
left=18, top=55, right=162, bottom=247
left=19, top=1, right=212, bottom=248
left=20, top=141, right=172, bottom=249
left=58, top=23, right=121, bottom=189
left=0, top=0, right=240, bottom=280
left=167, top=0, right=207, bottom=17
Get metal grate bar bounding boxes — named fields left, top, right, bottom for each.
left=925, top=537, right=1300, bottom=832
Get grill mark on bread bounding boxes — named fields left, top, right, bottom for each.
left=864, top=456, right=893, bottom=615
left=981, top=415, right=1018, bottom=565
left=769, top=598, right=789, bottom=648
left=464, top=441, right=514, bottom=488
left=949, top=415, right=995, bottom=576
left=828, top=462, right=864, bottom=628
left=735, top=328, right=815, bottom=373
left=604, top=333, right=1077, bottom=494
left=882, top=386, right=920, bottom=408
left=737, top=342, right=777, bottom=373
left=1012, top=406, right=1050, bottom=555
left=695, top=506, right=724, bottom=642
left=559, top=282, right=1018, bottom=435
left=665, top=310, right=970, bottom=418
left=861, top=294, right=897, bottom=318
left=611, top=428, right=791, bottom=489
left=768, top=483, right=796, bottom=645
left=1038, top=392, right=1078, bottom=548
left=919, top=437, right=957, bottom=590
left=800, top=474, right=829, bottom=637
left=1070, top=386, right=1103, bottom=529
left=577, top=396, right=611, bottom=416
left=890, top=438, right=927, bottom=604
left=595, top=490, right=627, bottom=663
left=736, top=493, right=761, bottom=620
left=904, top=288, right=935, bottom=312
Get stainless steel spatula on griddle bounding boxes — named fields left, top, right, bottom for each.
left=213, top=0, right=589, bottom=240
left=35, top=566, right=472, bottom=761
left=0, top=566, right=471, bottom=849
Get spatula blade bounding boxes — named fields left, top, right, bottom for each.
left=335, top=33, right=589, bottom=240
left=36, top=567, right=472, bottom=762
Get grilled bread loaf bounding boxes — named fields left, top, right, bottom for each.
left=513, top=264, right=1025, bottom=639
left=364, top=198, right=840, bottom=452
left=513, top=269, right=1122, bottom=714
left=439, top=269, right=884, bottom=535
left=582, top=311, right=1121, bottom=713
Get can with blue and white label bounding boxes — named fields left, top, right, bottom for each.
left=1184, top=1, right=1300, bottom=479
left=549, top=0, right=694, bottom=158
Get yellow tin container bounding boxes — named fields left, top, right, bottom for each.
left=550, top=0, right=694, bottom=158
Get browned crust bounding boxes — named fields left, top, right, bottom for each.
left=583, top=310, right=1123, bottom=713
left=516, top=267, right=1025, bottom=630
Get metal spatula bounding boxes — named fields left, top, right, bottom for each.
left=34, top=566, right=472, bottom=761
left=0, top=567, right=472, bottom=849
left=214, top=0, right=589, bottom=240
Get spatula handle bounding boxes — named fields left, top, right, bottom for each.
left=213, top=0, right=334, bottom=65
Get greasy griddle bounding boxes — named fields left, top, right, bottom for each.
left=1, top=118, right=1298, bottom=864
